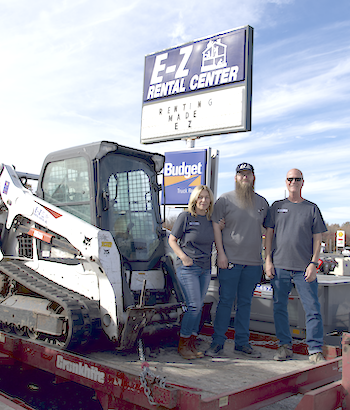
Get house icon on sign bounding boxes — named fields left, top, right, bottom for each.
left=201, top=38, right=228, bottom=72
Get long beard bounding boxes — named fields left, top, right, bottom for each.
left=235, top=180, right=254, bottom=208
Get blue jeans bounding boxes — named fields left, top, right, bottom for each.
left=271, top=268, right=324, bottom=354
left=177, top=263, right=211, bottom=337
left=212, top=264, right=262, bottom=347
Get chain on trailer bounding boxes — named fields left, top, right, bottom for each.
left=138, top=338, right=166, bottom=406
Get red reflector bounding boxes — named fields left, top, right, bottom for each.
left=28, top=228, right=53, bottom=243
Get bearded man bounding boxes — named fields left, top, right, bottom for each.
left=205, top=163, right=269, bottom=358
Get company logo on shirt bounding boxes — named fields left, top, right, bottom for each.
left=277, top=208, right=289, bottom=213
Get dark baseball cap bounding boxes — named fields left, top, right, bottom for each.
left=236, top=163, right=254, bottom=173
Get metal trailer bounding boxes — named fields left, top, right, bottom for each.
left=0, top=327, right=348, bottom=410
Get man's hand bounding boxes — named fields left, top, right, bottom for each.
left=217, top=252, right=228, bottom=269
left=265, top=257, right=275, bottom=279
left=304, top=263, right=317, bottom=282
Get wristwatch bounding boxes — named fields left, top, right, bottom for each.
left=310, top=261, right=318, bottom=266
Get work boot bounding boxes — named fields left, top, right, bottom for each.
left=274, top=345, right=293, bottom=361
left=189, top=335, right=204, bottom=358
left=178, top=337, right=196, bottom=360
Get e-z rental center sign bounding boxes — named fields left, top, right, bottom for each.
left=140, top=25, right=253, bottom=144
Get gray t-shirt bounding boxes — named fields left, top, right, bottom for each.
left=265, top=199, right=327, bottom=271
left=212, top=191, right=268, bottom=266
left=171, top=211, right=215, bottom=269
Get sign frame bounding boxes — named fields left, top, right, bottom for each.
left=141, top=25, right=253, bottom=144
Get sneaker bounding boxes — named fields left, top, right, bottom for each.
left=234, top=344, right=262, bottom=358
left=205, top=344, right=223, bottom=357
left=309, top=352, right=326, bottom=364
left=274, top=345, right=293, bottom=361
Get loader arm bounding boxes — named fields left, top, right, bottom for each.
left=0, top=163, right=122, bottom=342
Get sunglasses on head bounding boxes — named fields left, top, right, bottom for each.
left=287, top=177, right=302, bottom=182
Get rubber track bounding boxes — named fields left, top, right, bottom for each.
left=0, top=259, right=102, bottom=350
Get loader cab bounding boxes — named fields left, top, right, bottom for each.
left=37, top=141, right=165, bottom=270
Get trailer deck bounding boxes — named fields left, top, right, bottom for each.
left=0, top=327, right=348, bottom=409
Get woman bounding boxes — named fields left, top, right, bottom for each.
left=168, top=185, right=221, bottom=360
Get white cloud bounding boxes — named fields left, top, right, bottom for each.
left=323, top=208, right=350, bottom=225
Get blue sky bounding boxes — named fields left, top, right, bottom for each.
left=1, top=0, right=349, bottom=224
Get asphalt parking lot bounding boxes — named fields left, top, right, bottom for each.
left=0, top=364, right=102, bottom=410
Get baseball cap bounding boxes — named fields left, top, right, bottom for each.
left=236, top=163, right=254, bottom=173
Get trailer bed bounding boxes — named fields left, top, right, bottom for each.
left=89, top=335, right=313, bottom=399
left=0, top=328, right=346, bottom=410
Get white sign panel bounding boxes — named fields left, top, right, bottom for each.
left=141, top=87, right=244, bottom=143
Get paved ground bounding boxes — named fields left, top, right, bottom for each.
left=0, top=365, right=102, bottom=410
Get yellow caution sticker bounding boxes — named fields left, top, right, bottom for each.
left=102, top=242, right=112, bottom=247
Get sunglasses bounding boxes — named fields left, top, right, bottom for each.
left=287, top=177, right=302, bottom=182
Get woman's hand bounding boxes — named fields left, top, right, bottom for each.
left=168, top=233, right=193, bottom=266
left=218, top=218, right=225, bottom=230
left=181, top=255, right=193, bottom=266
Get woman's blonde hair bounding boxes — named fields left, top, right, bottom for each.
left=187, top=185, right=214, bottom=220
